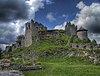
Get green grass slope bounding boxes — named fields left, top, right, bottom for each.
left=3, top=33, right=100, bottom=76
left=23, top=57, right=100, bottom=76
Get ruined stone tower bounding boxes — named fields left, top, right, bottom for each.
left=65, top=22, right=77, bottom=36
left=77, top=26, right=88, bottom=40
left=25, top=19, right=47, bottom=47
left=25, top=22, right=32, bottom=47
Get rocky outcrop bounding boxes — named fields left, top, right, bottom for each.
left=0, top=70, right=24, bottom=76
left=38, top=48, right=100, bottom=64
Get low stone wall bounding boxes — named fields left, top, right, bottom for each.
left=21, top=65, right=43, bottom=71
left=69, top=43, right=100, bottom=50
left=0, top=70, right=24, bottom=76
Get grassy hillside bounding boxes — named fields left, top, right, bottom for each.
left=23, top=57, right=100, bottom=76
left=2, top=33, right=99, bottom=63
left=2, top=33, right=100, bottom=76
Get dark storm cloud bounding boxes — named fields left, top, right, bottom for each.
left=0, top=23, right=16, bottom=44
left=87, top=21, right=100, bottom=34
left=0, top=0, right=52, bottom=49
left=0, top=0, right=29, bottom=22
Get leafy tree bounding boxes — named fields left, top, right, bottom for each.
left=91, top=40, right=97, bottom=45
left=0, top=48, right=2, bottom=59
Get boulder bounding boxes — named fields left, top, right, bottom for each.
left=0, top=70, right=24, bottom=76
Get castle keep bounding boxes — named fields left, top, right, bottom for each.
left=6, top=20, right=98, bottom=51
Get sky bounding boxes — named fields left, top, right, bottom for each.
left=0, top=0, right=100, bottom=50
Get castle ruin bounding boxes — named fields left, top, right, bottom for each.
left=6, top=20, right=99, bottom=51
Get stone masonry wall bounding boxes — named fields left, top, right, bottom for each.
left=77, top=31, right=88, bottom=40
left=65, top=22, right=77, bottom=36
left=38, top=30, right=60, bottom=40
left=25, top=22, right=32, bottom=47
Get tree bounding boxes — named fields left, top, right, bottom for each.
left=92, top=40, right=97, bottom=45
left=0, top=48, right=2, bottom=59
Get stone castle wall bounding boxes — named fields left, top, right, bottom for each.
left=38, top=30, right=60, bottom=40
left=25, top=22, right=32, bottom=47
left=65, top=22, right=77, bottom=36
left=12, top=44, right=16, bottom=51
left=24, top=20, right=47, bottom=47
left=16, top=35, right=25, bottom=48
left=31, top=20, right=47, bottom=36
left=6, top=46, right=12, bottom=52
left=77, top=31, right=88, bottom=40
left=6, top=20, right=99, bottom=51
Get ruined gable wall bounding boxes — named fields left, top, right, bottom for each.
left=77, top=31, right=88, bottom=40
left=70, top=25, right=77, bottom=36
left=16, top=35, right=25, bottom=48
left=32, top=22, right=47, bottom=36
left=65, top=23, right=77, bottom=36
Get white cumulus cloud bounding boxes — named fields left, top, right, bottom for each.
left=54, top=1, right=100, bottom=43
left=72, top=1, right=100, bottom=43
left=46, top=13, right=56, bottom=22
left=76, top=1, right=85, bottom=9
left=54, top=22, right=67, bottom=30
left=26, top=0, right=45, bottom=19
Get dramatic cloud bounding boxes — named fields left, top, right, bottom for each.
left=54, top=1, right=100, bottom=43
left=0, top=22, right=16, bottom=44
left=0, top=0, right=29, bottom=50
left=26, top=0, right=44, bottom=19
left=72, top=1, right=100, bottom=43
left=72, top=1, right=100, bottom=33
left=0, top=20, right=26, bottom=44
left=0, top=0, right=53, bottom=49
left=46, top=13, right=56, bottom=22
left=0, top=0, right=53, bottom=22
left=26, top=0, right=53, bottom=18
left=0, top=0, right=29, bottom=22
